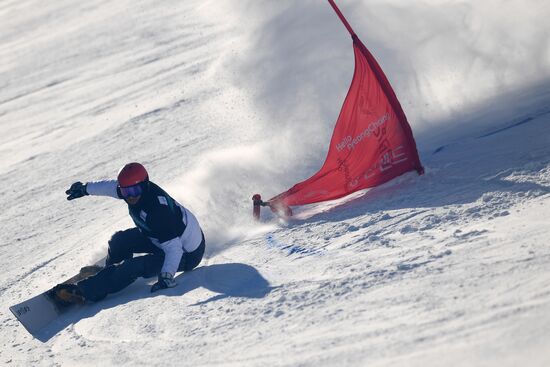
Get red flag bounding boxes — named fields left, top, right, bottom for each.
left=262, top=0, right=423, bottom=215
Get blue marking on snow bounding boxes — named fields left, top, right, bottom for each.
left=434, top=111, right=550, bottom=155
left=478, top=117, right=533, bottom=138
left=265, top=234, right=324, bottom=257
left=432, top=145, right=445, bottom=154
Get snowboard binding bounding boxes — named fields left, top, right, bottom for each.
left=50, top=284, right=86, bottom=306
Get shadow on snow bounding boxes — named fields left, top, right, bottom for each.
left=35, top=262, right=272, bottom=342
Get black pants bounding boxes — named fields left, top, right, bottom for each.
left=78, top=228, right=205, bottom=302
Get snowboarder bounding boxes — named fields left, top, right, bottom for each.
left=54, top=162, right=205, bottom=304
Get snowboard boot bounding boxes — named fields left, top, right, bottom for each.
left=52, top=283, right=86, bottom=306
left=80, top=265, right=104, bottom=278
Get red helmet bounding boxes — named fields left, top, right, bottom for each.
left=117, top=162, right=149, bottom=188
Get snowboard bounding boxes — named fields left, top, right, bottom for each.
left=9, top=261, right=104, bottom=336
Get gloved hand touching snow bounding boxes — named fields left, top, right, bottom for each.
left=151, top=272, right=177, bottom=293
left=66, top=181, right=89, bottom=200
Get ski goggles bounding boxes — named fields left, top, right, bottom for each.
left=119, top=183, right=144, bottom=198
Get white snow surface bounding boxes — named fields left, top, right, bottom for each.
left=1, top=0, right=550, bottom=366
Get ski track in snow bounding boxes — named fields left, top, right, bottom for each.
left=1, top=1, right=550, bottom=366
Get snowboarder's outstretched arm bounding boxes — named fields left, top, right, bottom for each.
left=66, top=182, right=89, bottom=200
left=66, top=180, right=121, bottom=200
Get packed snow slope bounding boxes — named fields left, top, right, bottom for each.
left=1, top=0, right=550, bottom=366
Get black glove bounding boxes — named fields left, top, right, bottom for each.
left=151, top=272, right=177, bottom=293
left=66, top=181, right=89, bottom=200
